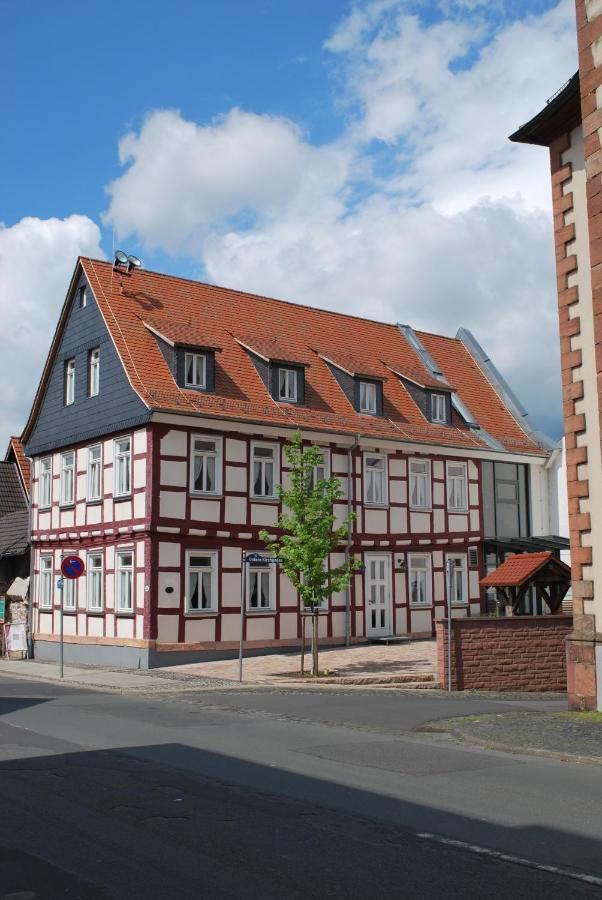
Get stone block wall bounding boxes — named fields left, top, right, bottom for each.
left=436, top=616, right=573, bottom=692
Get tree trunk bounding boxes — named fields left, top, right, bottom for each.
left=312, top=610, right=319, bottom=677
left=300, top=612, right=306, bottom=677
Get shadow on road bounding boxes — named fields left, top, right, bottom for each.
left=0, top=738, right=599, bottom=899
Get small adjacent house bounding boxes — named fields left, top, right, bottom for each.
left=0, top=439, right=31, bottom=632
left=22, top=257, right=567, bottom=667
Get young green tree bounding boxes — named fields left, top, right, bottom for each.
left=259, top=431, right=360, bottom=677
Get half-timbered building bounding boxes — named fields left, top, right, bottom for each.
left=22, top=257, right=566, bottom=667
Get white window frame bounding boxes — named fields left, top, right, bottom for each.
left=87, top=552, right=103, bottom=612
left=408, top=554, right=432, bottom=607
left=87, top=444, right=102, bottom=502
left=39, top=555, right=53, bottom=609
left=447, top=461, right=468, bottom=512
left=447, top=554, right=468, bottom=606
left=88, top=348, right=100, bottom=397
left=184, top=352, right=206, bottom=388
left=409, top=458, right=431, bottom=510
left=190, top=434, right=222, bottom=495
left=63, top=574, right=76, bottom=611
left=64, top=358, right=75, bottom=406
left=247, top=561, right=276, bottom=612
left=277, top=367, right=297, bottom=403
left=115, top=549, right=134, bottom=614
left=79, top=285, right=87, bottom=309
left=431, top=393, right=447, bottom=424
left=185, top=550, right=218, bottom=613
left=310, top=448, right=330, bottom=489
left=60, top=450, right=75, bottom=506
left=251, top=441, right=279, bottom=500
left=359, top=381, right=377, bottom=414
left=39, top=457, right=52, bottom=509
left=113, top=436, right=132, bottom=498
left=363, top=453, right=388, bottom=506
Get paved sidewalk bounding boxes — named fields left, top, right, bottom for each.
left=0, top=659, right=234, bottom=693
left=162, top=639, right=438, bottom=685
left=0, top=640, right=438, bottom=693
left=422, top=710, right=602, bottom=764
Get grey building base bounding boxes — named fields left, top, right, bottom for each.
left=32, top=639, right=322, bottom=670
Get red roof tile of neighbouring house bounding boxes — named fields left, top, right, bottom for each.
left=4, top=437, right=30, bottom=497
left=22, top=258, right=549, bottom=456
left=480, top=552, right=567, bottom=587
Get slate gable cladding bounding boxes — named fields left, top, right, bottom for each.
left=25, top=273, right=150, bottom=457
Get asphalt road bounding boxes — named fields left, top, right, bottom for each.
left=0, top=676, right=601, bottom=899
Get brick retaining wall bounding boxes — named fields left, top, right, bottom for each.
left=436, top=616, right=573, bottom=692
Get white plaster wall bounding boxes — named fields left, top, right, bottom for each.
left=160, top=430, right=187, bottom=456
left=191, top=498, right=220, bottom=522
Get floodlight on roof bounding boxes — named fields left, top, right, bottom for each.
left=114, top=250, right=128, bottom=267
left=127, top=254, right=142, bottom=272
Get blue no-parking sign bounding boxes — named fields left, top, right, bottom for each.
left=60, top=556, right=85, bottom=579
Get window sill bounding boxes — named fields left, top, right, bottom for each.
left=409, top=507, right=432, bottom=513
left=38, top=505, right=51, bottom=512
left=113, top=494, right=132, bottom=502
left=189, top=492, right=223, bottom=500
left=86, top=499, right=103, bottom=506
left=246, top=608, right=276, bottom=615
left=185, top=610, right=218, bottom=617
left=409, top=604, right=433, bottom=610
left=86, top=610, right=105, bottom=616
left=448, top=508, right=469, bottom=514
left=58, top=503, right=75, bottom=510
left=364, top=502, right=389, bottom=509
left=115, top=611, right=135, bottom=618
left=250, top=496, right=279, bottom=504
left=61, top=609, right=77, bottom=615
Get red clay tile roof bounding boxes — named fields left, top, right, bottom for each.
left=480, top=552, right=561, bottom=587
left=143, top=315, right=223, bottom=350
left=63, top=259, right=545, bottom=454
left=383, top=361, right=452, bottom=391
left=5, top=437, right=30, bottom=496
left=235, top=335, right=312, bottom=366
left=315, top=348, right=384, bottom=379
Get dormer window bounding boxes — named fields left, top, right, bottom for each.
left=278, top=367, right=297, bottom=402
left=359, top=381, right=377, bottom=414
left=185, top=352, right=206, bottom=388
left=431, top=393, right=447, bottom=423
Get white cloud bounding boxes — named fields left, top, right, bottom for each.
left=0, top=215, right=104, bottom=451
left=102, top=0, right=576, bottom=436
left=104, top=108, right=349, bottom=253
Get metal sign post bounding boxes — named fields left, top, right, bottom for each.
left=238, top=553, right=284, bottom=683
left=58, top=555, right=86, bottom=679
left=238, top=551, right=247, bottom=683
left=446, top=558, right=453, bottom=692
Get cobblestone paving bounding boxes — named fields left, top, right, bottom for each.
left=432, top=711, right=602, bottom=761
left=161, top=639, right=437, bottom=684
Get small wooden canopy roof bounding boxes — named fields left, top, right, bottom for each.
left=480, top=551, right=571, bottom=615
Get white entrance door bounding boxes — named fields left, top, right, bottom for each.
left=365, top=555, right=392, bottom=637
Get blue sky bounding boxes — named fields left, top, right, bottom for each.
left=0, top=0, right=578, bottom=447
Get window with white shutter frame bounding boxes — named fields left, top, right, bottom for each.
left=114, top=437, right=131, bottom=497
left=447, top=555, right=468, bottom=605
left=251, top=442, right=279, bottom=499
left=87, top=444, right=102, bottom=502
left=60, top=451, right=75, bottom=506
left=39, top=457, right=52, bottom=508
left=186, top=551, right=217, bottom=612
left=39, top=556, right=53, bottom=608
left=431, top=393, right=447, bottom=423
left=185, top=352, right=206, bottom=388
left=359, top=381, right=377, bottom=414
left=247, top=562, right=276, bottom=610
left=277, top=368, right=297, bottom=402
left=190, top=435, right=222, bottom=494
left=64, top=358, right=75, bottom=405
left=88, top=348, right=100, bottom=397
left=408, top=554, right=431, bottom=606
left=310, top=448, right=330, bottom=489
left=87, top=553, right=103, bottom=611
left=363, top=453, right=387, bottom=505
left=447, top=461, right=468, bottom=511
left=409, top=458, right=431, bottom=509
left=116, top=550, right=134, bottom=613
